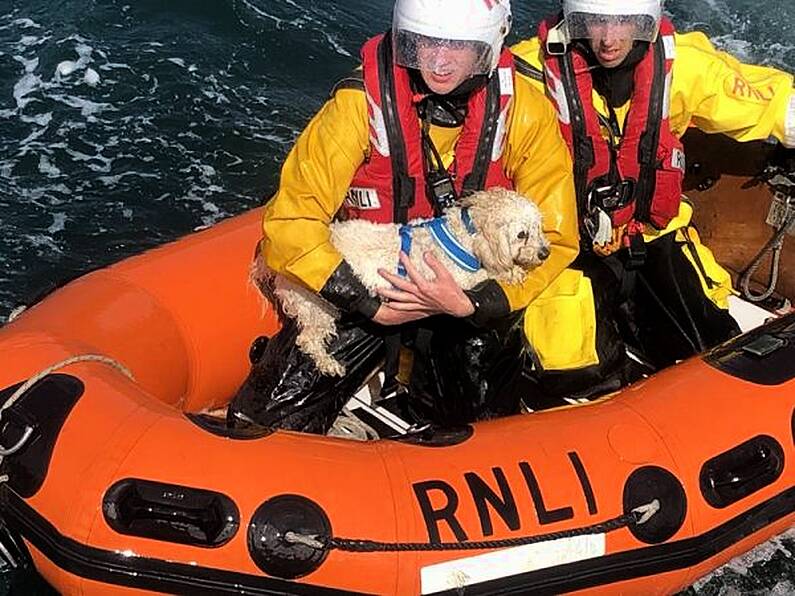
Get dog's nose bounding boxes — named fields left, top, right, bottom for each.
left=538, top=245, right=550, bottom=261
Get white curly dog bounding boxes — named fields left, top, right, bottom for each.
left=255, top=188, right=550, bottom=376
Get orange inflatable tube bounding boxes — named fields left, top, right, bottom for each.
left=0, top=207, right=792, bottom=595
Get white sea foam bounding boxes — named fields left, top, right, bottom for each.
left=692, top=528, right=795, bottom=590
left=20, top=35, right=43, bottom=47
left=75, top=42, right=93, bottom=61
left=64, top=148, right=113, bottom=172
left=0, top=160, right=14, bottom=179
left=99, top=61, right=133, bottom=72
left=19, top=112, right=51, bottom=126
left=17, top=125, right=48, bottom=146
left=321, top=32, right=352, bottom=58
left=83, top=68, right=100, bottom=86
left=47, top=213, right=67, bottom=234
left=198, top=164, right=216, bottom=178
left=770, top=581, right=795, bottom=595
left=13, top=74, right=39, bottom=110
left=38, top=154, right=62, bottom=177
left=235, top=0, right=283, bottom=25
left=56, top=60, right=78, bottom=77
left=51, top=94, right=116, bottom=118
left=23, top=234, right=61, bottom=254
left=97, top=171, right=161, bottom=186
left=47, top=184, right=72, bottom=197
left=12, top=18, right=41, bottom=30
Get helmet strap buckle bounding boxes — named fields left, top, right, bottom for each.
left=546, top=21, right=570, bottom=56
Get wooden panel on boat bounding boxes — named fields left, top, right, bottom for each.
left=683, top=130, right=795, bottom=301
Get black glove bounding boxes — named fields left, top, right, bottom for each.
left=463, top=279, right=511, bottom=327
left=319, top=260, right=381, bottom=319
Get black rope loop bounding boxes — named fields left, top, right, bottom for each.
left=285, top=502, right=659, bottom=554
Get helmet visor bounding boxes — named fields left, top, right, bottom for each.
left=393, top=30, right=494, bottom=77
left=566, top=13, right=659, bottom=43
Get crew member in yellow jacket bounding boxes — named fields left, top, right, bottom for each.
left=512, top=0, right=795, bottom=401
left=229, top=0, right=578, bottom=433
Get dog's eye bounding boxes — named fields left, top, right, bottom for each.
left=517, top=231, right=528, bottom=240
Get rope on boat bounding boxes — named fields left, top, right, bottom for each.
left=739, top=170, right=795, bottom=303
left=739, top=213, right=795, bottom=303
left=284, top=499, right=660, bottom=553
left=0, top=355, right=134, bottom=462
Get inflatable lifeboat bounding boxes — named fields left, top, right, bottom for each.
left=0, top=131, right=792, bottom=595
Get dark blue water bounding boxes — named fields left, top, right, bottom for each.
left=0, top=0, right=792, bottom=593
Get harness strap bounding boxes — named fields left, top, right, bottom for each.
left=461, top=71, right=503, bottom=194
left=376, top=33, right=415, bottom=223
left=428, top=219, right=481, bottom=272
left=329, top=75, right=364, bottom=98
left=397, top=225, right=414, bottom=277
left=633, top=34, right=667, bottom=223
left=461, top=207, right=477, bottom=234
left=513, top=55, right=544, bottom=82
left=396, top=211, right=480, bottom=276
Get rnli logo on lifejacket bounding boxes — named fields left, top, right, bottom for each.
left=671, top=148, right=686, bottom=172
left=345, top=187, right=381, bottom=210
left=412, top=451, right=598, bottom=543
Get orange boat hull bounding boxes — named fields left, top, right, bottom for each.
left=0, top=205, right=792, bottom=595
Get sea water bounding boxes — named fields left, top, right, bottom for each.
left=0, top=0, right=792, bottom=593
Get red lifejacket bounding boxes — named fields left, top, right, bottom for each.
left=539, top=16, right=685, bottom=236
left=343, top=33, right=515, bottom=224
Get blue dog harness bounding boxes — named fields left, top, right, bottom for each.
left=397, top=208, right=480, bottom=277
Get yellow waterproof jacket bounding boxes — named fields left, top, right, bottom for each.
left=512, top=31, right=795, bottom=147
left=261, top=72, right=578, bottom=314
left=513, top=30, right=793, bottom=371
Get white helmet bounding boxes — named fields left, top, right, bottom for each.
left=562, top=0, right=663, bottom=43
left=392, top=0, right=512, bottom=76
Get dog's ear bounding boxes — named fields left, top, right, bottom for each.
left=472, top=211, right=517, bottom=275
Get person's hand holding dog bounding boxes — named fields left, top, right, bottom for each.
left=374, top=251, right=475, bottom=325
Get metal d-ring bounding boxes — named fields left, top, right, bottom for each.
left=0, top=425, right=34, bottom=457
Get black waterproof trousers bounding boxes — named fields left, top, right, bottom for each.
left=228, top=313, right=526, bottom=434
left=527, top=232, right=741, bottom=407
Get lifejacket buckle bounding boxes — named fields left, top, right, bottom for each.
left=590, top=179, right=635, bottom=211
left=625, top=229, right=647, bottom=269
left=545, top=21, right=570, bottom=56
